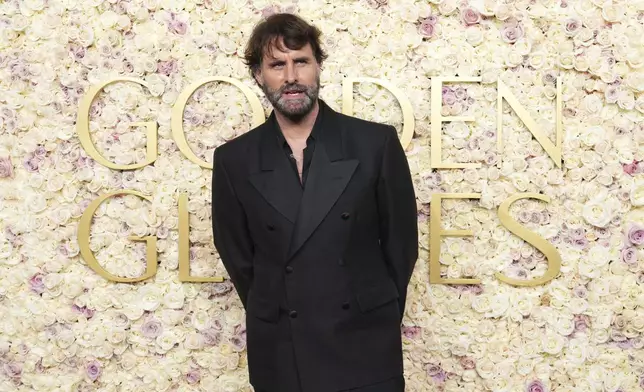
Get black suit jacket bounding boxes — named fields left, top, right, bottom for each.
left=211, top=99, right=418, bottom=392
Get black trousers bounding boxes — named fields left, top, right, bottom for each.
left=255, top=375, right=405, bottom=392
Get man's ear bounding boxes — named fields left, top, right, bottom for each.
left=253, top=67, right=264, bottom=87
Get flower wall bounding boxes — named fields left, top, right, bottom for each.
left=1, top=0, right=644, bottom=391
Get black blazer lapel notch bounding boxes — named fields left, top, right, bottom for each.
left=248, top=116, right=303, bottom=224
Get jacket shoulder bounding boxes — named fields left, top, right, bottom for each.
left=335, top=112, right=397, bottom=146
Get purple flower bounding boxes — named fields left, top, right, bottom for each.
left=573, top=237, right=588, bottom=249
left=86, top=360, right=101, bottom=381
left=431, top=370, right=447, bottom=383
left=261, top=5, right=280, bottom=18
left=563, top=18, right=581, bottom=36
left=402, top=325, right=421, bottom=339
left=501, top=24, right=524, bottom=43
left=419, top=20, right=436, bottom=37
left=469, top=285, right=483, bottom=295
left=574, top=314, right=591, bottom=332
left=23, top=155, right=41, bottom=172
left=426, top=363, right=442, bottom=377
left=0, top=157, right=13, bottom=178
left=157, top=59, right=178, bottom=76
left=186, top=369, right=200, bottom=384
left=526, top=380, right=546, bottom=392
left=231, top=336, right=246, bottom=351
left=617, top=339, right=634, bottom=349
left=627, top=224, right=644, bottom=246
left=459, top=356, right=476, bottom=369
left=461, top=7, right=481, bottom=25
left=573, top=286, right=588, bottom=299
left=442, top=89, right=457, bottom=106
left=201, top=328, right=221, bottom=346
left=29, top=273, right=45, bottom=294
left=3, top=362, right=22, bottom=379
left=141, top=319, right=163, bottom=339
left=569, top=228, right=586, bottom=240
left=169, top=20, right=187, bottom=35
left=621, top=247, right=638, bottom=265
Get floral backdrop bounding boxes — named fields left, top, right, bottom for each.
left=1, top=0, right=644, bottom=391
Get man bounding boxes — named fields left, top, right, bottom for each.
left=211, top=13, right=418, bottom=392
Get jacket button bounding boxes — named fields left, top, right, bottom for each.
left=342, top=302, right=350, bottom=310
left=341, top=212, right=350, bottom=220
left=338, top=258, right=345, bottom=266
left=285, top=266, right=293, bottom=274
left=289, top=310, right=298, bottom=318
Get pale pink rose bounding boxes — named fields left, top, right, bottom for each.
left=186, top=369, right=200, bottom=384
left=621, top=247, right=638, bottom=264
left=442, top=89, right=456, bottom=106
left=426, top=363, right=442, bottom=377
left=0, top=157, right=13, bottom=178
left=261, top=5, right=280, bottom=18
left=169, top=20, right=187, bottom=35
left=157, top=59, right=178, bottom=76
left=461, top=7, right=481, bottom=25
left=86, top=360, right=101, bottom=381
left=623, top=161, right=638, bottom=175
left=141, top=319, right=163, bottom=338
left=29, top=273, right=45, bottom=294
left=501, top=23, right=524, bottom=43
left=460, top=356, right=476, bottom=369
left=563, top=18, right=581, bottom=36
left=627, top=224, right=644, bottom=246
left=3, top=362, right=22, bottom=379
left=526, top=379, right=547, bottom=392
left=573, top=286, right=587, bottom=298
left=419, top=20, right=436, bottom=37
left=201, top=328, right=221, bottom=346
left=605, top=86, right=619, bottom=103
left=402, top=325, right=421, bottom=339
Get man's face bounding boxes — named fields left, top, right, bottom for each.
left=255, top=39, right=321, bottom=120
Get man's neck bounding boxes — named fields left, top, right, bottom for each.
left=275, top=100, right=320, bottom=141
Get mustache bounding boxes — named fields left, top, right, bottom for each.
left=280, top=84, right=308, bottom=94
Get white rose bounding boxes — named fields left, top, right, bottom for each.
left=164, top=286, right=185, bottom=309
left=466, top=26, right=484, bottom=46
left=183, top=332, right=204, bottom=350
left=475, top=358, right=496, bottom=379
left=631, top=175, right=644, bottom=206
left=156, top=329, right=181, bottom=352
left=582, top=199, right=615, bottom=227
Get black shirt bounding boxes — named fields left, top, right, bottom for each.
left=274, top=110, right=323, bottom=188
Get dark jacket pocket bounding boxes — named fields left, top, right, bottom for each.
left=248, top=295, right=280, bottom=323
left=355, top=279, right=400, bottom=313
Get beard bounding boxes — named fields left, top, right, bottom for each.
left=262, top=74, right=320, bottom=121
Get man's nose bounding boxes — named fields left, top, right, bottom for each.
left=285, top=62, right=297, bottom=84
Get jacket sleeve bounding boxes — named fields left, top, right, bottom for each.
left=212, top=147, right=254, bottom=309
left=376, top=125, right=419, bottom=321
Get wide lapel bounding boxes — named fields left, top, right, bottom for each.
left=287, top=101, right=359, bottom=260
left=248, top=114, right=303, bottom=223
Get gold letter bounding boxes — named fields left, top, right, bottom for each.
left=430, top=193, right=482, bottom=284
left=171, top=77, right=265, bottom=169
left=430, top=77, right=482, bottom=169
left=496, top=193, right=561, bottom=286
left=77, top=78, right=158, bottom=170
left=178, top=194, right=224, bottom=282
left=78, top=190, right=157, bottom=282
left=497, top=77, right=562, bottom=168
left=342, top=77, right=414, bottom=149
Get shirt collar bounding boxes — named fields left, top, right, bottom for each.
left=273, top=100, right=323, bottom=147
